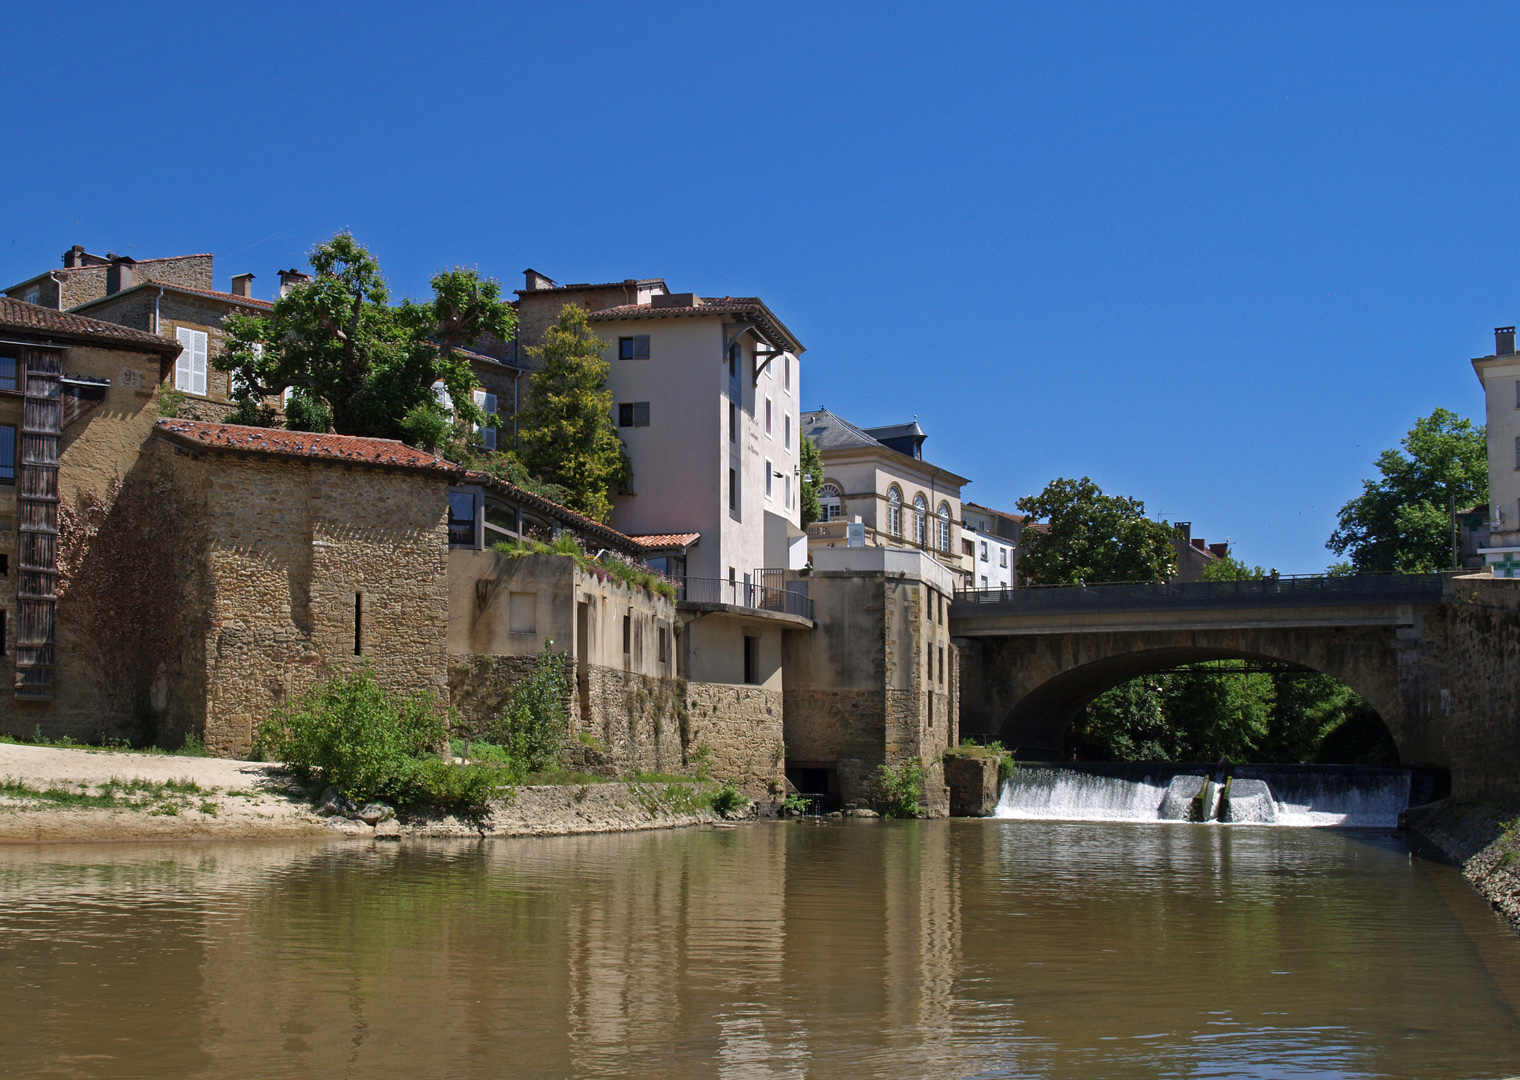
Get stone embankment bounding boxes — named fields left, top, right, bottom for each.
left=0, top=743, right=731, bottom=843
left=1405, top=799, right=1520, bottom=933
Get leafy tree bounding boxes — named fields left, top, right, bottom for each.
left=1200, top=553, right=1270, bottom=581
left=1328, top=408, right=1487, bottom=572
left=216, top=233, right=515, bottom=447
left=798, top=434, right=824, bottom=528
left=514, top=304, right=631, bottom=522
left=1015, top=477, right=1178, bottom=585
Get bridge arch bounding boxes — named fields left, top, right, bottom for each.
left=959, top=626, right=1411, bottom=763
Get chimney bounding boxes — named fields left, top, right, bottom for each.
left=278, top=269, right=311, bottom=297
left=1191, top=538, right=1207, bottom=551
left=230, top=273, right=255, bottom=298
left=106, top=256, right=136, bottom=295
left=1174, top=521, right=1192, bottom=543
left=62, top=244, right=86, bottom=268
left=522, top=268, right=557, bottom=291
left=651, top=292, right=699, bottom=308
left=1497, top=327, right=1516, bottom=356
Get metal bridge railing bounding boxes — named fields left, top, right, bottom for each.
left=951, top=573, right=1447, bottom=615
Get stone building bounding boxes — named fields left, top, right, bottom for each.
left=801, top=409, right=971, bottom=585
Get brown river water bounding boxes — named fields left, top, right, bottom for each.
left=2, top=820, right=1519, bottom=1079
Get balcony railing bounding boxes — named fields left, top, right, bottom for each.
left=676, top=577, right=813, bottom=620
left=951, top=573, right=1448, bottom=615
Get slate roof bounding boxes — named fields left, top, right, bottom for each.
left=861, top=420, right=925, bottom=443
left=590, top=296, right=805, bottom=355
left=630, top=532, right=701, bottom=550
left=800, top=409, right=889, bottom=452
left=0, top=297, right=183, bottom=355
left=153, top=419, right=458, bottom=473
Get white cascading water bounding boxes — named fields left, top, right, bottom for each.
left=994, top=766, right=1412, bottom=827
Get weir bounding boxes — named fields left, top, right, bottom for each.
left=993, top=762, right=1444, bottom=828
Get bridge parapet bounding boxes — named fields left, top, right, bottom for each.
left=952, top=573, right=1447, bottom=618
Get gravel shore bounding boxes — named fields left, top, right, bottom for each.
left=0, top=743, right=723, bottom=843
left=1405, top=798, right=1520, bottom=934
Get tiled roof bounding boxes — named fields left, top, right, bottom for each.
left=461, top=470, right=646, bottom=558
left=0, top=297, right=183, bottom=355
left=964, top=501, right=1030, bottom=525
left=153, top=420, right=459, bottom=473
left=72, top=281, right=273, bottom=313
left=590, top=296, right=805, bottom=355
left=630, top=532, right=701, bottom=550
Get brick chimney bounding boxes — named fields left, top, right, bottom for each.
left=1497, top=326, right=1516, bottom=356
left=106, top=256, right=136, bottom=295
left=522, top=268, right=557, bottom=291
left=62, top=244, right=86, bottom=268
left=278, top=269, right=311, bottom=297
left=230, top=273, right=255, bottom=298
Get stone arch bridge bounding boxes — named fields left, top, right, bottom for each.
left=950, top=574, right=1520, bottom=798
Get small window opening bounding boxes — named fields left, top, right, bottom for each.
left=658, top=626, right=669, bottom=665
left=354, top=592, right=364, bottom=655
left=623, top=612, right=632, bottom=654
left=743, top=635, right=759, bottom=685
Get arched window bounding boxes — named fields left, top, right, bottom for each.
left=912, top=493, right=927, bottom=546
left=817, top=483, right=844, bottom=522
left=887, top=486, right=903, bottom=536
left=937, top=502, right=951, bottom=552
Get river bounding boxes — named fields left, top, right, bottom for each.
left=2, top=821, right=1518, bottom=1079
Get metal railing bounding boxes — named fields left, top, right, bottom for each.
left=951, top=573, right=1448, bottom=615
left=676, top=577, right=813, bottom=620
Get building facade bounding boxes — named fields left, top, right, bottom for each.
left=1474, top=326, right=1520, bottom=576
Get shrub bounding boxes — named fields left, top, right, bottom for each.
left=254, top=666, right=503, bottom=809
left=875, top=761, right=925, bottom=818
left=782, top=793, right=810, bottom=816
left=484, top=645, right=570, bottom=777
left=709, top=782, right=746, bottom=816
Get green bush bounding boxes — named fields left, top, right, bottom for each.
left=782, top=793, right=810, bottom=816
left=254, top=666, right=503, bottom=809
left=709, top=782, right=746, bottom=816
left=875, top=761, right=925, bottom=818
left=493, top=535, right=677, bottom=601
left=484, top=645, right=570, bottom=777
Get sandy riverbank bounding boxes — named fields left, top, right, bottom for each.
left=1405, top=798, right=1520, bottom=934
left=0, top=743, right=724, bottom=843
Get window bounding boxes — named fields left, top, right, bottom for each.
left=0, top=425, right=15, bottom=483
left=1000, top=548, right=1008, bottom=568
left=618, top=401, right=650, bottom=427
left=510, top=592, right=536, bottom=634
left=473, top=389, right=498, bottom=450
left=784, top=413, right=791, bottom=450
left=980, top=541, right=989, bottom=562
left=765, top=397, right=773, bottom=436
left=765, top=459, right=773, bottom=500
left=981, top=575, right=989, bottom=589
left=887, top=486, right=903, bottom=536
left=619, top=335, right=650, bottom=360
left=743, top=635, right=759, bottom=685
left=729, top=468, right=739, bottom=513
left=962, top=538, right=974, bottom=556
left=912, top=493, right=927, bottom=545
left=784, top=354, right=791, bottom=392
left=819, top=483, right=843, bottom=522
left=938, top=646, right=944, bottom=685
left=448, top=489, right=479, bottom=547
left=0, top=347, right=17, bottom=392
left=175, top=328, right=208, bottom=395
left=785, top=475, right=792, bottom=510
left=1515, top=435, right=1519, bottom=470
left=21, top=286, right=39, bottom=306
left=937, top=502, right=951, bottom=552
left=354, top=592, right=364, bottom=656
left=730, top=402, right=737, bottom=442
left=658, top=626, right=668, bottom=665
left=623, top=612, right=632, bottom=654
left=729, top=341, right=741, bottom=379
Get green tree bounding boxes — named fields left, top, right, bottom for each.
left=514, top=304, right=631, bottom=522
left=1328, top=408, right=1487, bottom=572
left=798, top=434, right=824, bottom=528
left=216, top=233, right=515, bottom=447
left=1015, top=477, right=1179, bottom=585
left=1199, top=553, right=1269, bottom=581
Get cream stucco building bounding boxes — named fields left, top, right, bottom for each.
left=1473, top=326, right=1520, bottom=577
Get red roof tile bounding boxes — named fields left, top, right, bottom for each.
left=0, top=296, right=182, bottom=355
left=153, top=419, right=459, bottom=474
left=630, top=532, right=701, bottom=549
left=589, top=297, right=805, bottom=355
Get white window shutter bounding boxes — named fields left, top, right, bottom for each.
left=191, top=331, right=207, bottom=395
left=433, top=380, right=453, bottom=413
left=175, top=328, right=194, bottom=391
left=473, top=390, right=499, bottom=449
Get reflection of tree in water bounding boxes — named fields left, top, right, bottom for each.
left=1072, top=662, right=1399, bottom=765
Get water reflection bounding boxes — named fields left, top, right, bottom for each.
left=0, top=823, right=1518, bottom=1079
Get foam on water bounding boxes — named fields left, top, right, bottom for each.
left=995, top=764, right=1412, bottom=827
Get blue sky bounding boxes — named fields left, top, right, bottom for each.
left=4, top=2, right=1514, bottom=572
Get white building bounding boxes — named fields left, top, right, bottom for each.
left=961, top=503, right=1018, bottom=593
left=515, top=274, right=811, bottom=691
left=1473, top=326, right=1520, bottom=577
